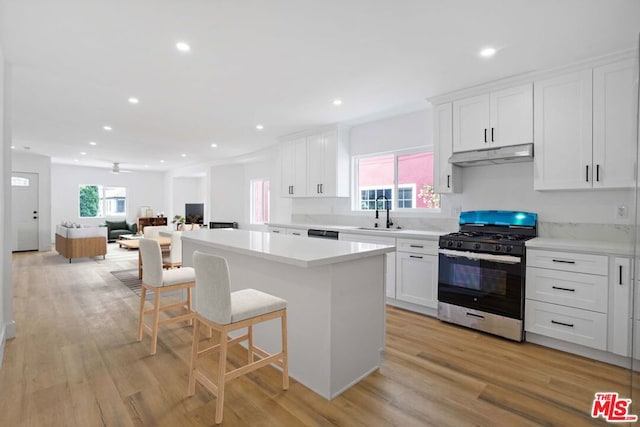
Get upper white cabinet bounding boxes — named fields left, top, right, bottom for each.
left=593, top=59, right=638, bottom=189
left=534, top=59, right=637, bottom=190
left=280, top=126, right=349, bottom=198
left=452, top=83, right=533, bottom=152
left=306, top=129, right=349, bottom=197
left=433, top=103, right=461, bottom=193
left=280, top=137, right=307, bottom=197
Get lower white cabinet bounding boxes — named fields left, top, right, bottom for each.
left=525, top=300, right=607, bottom=350
left=340, top=233, right=396, bottom=298
left=526, top=248, right=633, bottom=358
left=395, top=239, right=438, bottom=309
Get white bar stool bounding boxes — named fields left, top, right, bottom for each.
left=138, top=239, right=195, bottom=355
left=187, top=251, right=289, bottom=424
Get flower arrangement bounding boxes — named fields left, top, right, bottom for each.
left=172, top=215, right=185, bottom=224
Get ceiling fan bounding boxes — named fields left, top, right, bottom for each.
left=111, top=162, right=135, bottom=174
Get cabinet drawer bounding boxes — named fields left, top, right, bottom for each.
left=396, top=238, right=438, bottom=255
left=526, top=249, right=608, bottom=276
left=525, top=300, right=607, bottom=350
left=526, top=267, right=607, bottom=312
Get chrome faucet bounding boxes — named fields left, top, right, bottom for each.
left=375, top=195, right=393, bottom=228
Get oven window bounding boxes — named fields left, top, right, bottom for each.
left=452, top=264, right=507, bottom=296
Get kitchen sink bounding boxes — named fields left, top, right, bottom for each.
left=356, top=227, right=397, bottom=231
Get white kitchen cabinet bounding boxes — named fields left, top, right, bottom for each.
left=534, top=59, right=637, bottom=190
left=433, top=103, right=461, bottom=193
left=280, top=137, right=307, bottom=197
left=533, top=70, right=593, bottom=190
left=525, top=248, right=609, bottom=351
left=306, top=129, right=349, bottom=197
left=592, top=59, right=638, bottom=189
left=609, top=257, right=631, bottom=356
left=452, top=84, right=532, bottom=152
left=395, top=238, right=438, bottom=308
left=285, top=228, right=305, bottom=237
left=280, top=127, right=349, bottom=198
left=340, top=233, right=396, bottom=298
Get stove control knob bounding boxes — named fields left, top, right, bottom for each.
left=447, top=240, right=453, bottom=247
left=495, top=244, right=502, bottom=251
left=506, top=245, right=513, bottom=252
left=474, top=243, right=481, bottom=250
left=456, top=241, right=463, bottom=248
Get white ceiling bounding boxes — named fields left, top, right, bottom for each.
left=2, top=0, right=639, bottom=172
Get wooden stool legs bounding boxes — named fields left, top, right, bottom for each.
left=187, top=309, right=289, bottom=424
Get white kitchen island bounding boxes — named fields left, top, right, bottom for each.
left=181, top=228, right=395, bottom=399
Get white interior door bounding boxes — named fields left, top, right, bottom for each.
left=12, top=172, right=39, bottom=251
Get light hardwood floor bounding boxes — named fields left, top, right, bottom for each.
left=0, top=247, right=634, bottom=426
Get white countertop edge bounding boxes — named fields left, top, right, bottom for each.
left=181, top=232, right=395, bottom=268
left=526, top=237, right=634, bottom=256
left=266, top=222, right=447, bottom=240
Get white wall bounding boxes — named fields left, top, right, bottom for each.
left=12, top=151, right=52, bottom=251
left=51, top=164, right=166, bottom=239
left=1, top=49, right=15, bottom=366
left=172, top=177, right=205, bottom=218
left=209, top=164, right=245, bottom=226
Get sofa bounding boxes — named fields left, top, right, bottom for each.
left=55, top=225, right=108, bottom=263
left=103, top=220, right=138, bottom=241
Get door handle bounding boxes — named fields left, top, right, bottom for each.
left=447, top=175, right=450, bottom=188
left=491, top=127, right=494, bottom=142
left=586, top=165, right=589, bottom=182
left=33, top=210, right=38, bottom=214
left=33, top=216, right=38, bottom=219
left=619, top=265, right=623, bottom=285
left=484, top=128, right=487, bottom=143
left=596, top=164, right=600, bottom=182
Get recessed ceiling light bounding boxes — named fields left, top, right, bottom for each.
left=10, top=145, right=15, bottom=149
left=144, top=164, right=149, bottom=168
left=176, top=42, right=191, bottom=52
left=333, top=99, right=343, bottom=106
left=181, top=153, right=187, bottom=157
left=89, top=141, right=97, bottom=146
left=128, top=97, right=139, bottom=104
left=80, top=152, right=87, bottom=155
left=73, top=159, right=79, bottom=162
left=211, top=143, right=218, bottom=148
left=103, top=125, right=112, bottom=131
left=160, top=160, right=165, bottom=163
left=479, top=47, right=497, bottom=58
left=256, top=124, right=264, bottom=130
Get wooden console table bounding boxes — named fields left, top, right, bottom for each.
left=137, top=216, right=168, bottom=233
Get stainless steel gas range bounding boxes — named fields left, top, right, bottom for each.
left=437, top=210, right=538, bottom=341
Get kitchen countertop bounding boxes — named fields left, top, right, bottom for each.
left=266, top=222, right=447, bottom=240
left=181, top=228, right=395, bottom=268
left=526, top=237, right=634, bottom=256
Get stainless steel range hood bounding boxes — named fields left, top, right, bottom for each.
left=448, top=143, right=534, bottom=167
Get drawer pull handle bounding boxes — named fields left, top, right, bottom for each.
left=551, top=320, right=574, bottom=328
left=552, top=259, right=576, bottom=264
left=409, top=255, right=423, bottom=259
left=619, top=265, right=623, bottom=285
left=272, top=230, right=280, bottom=233
left=552, top=286, right=575, bottom=292
left=466, top=312, right=485, bottom=320
left=409, top=245, right=424, bottom=248
left=292, top=232, right=300, bottom=236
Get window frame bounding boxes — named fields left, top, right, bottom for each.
left=78, top=184, right=127, bottom=218
left=250, top=179, right=270, bottom=225
left=351, top=147, right=440, bottom=213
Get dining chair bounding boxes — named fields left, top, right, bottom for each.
left=143, top=225, right=168, bottom=238
left=138, top=239, right=195, bottom=355
left=163, top=231, right=183, bottom=269
left=187, top=251, right=289, bottom=424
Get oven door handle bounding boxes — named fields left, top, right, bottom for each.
left=439, top=248, right=521, bottom=264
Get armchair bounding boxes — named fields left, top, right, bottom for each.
left=103, top=219, right=138, bottom=241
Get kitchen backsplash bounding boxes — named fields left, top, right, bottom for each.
left=291, top=214, right=635, bottom=244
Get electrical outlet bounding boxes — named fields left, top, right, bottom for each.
left=451, top=205, right=462, bottom=217
left=616, top=205, right=628, bottom=219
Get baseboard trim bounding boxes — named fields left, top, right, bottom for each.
left=5, top=320, right=15, bottom=339
left=0, top=324, right=5, bottom=369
